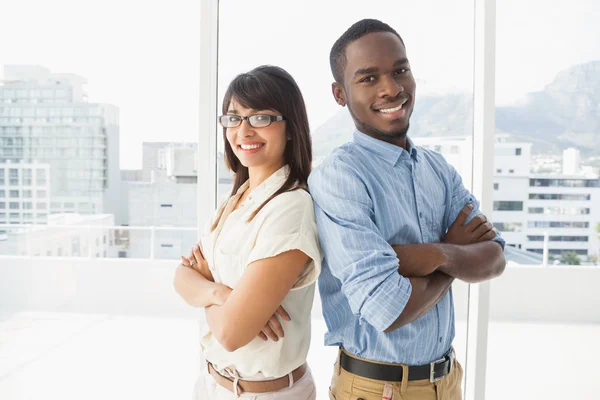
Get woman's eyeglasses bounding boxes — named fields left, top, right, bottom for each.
left=218, top=114, right=286, bottom=128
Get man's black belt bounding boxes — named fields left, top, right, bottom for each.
left=340, top=348, right=455, bottom=383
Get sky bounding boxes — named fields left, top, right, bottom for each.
left=1, top=0, right=599, bottom=169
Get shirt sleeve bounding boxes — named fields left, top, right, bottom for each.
left=308, top=161, right=412, bottom=332
left=245, top=190, right=322, bottom=290
left=446, top=161, right=506, bottom=250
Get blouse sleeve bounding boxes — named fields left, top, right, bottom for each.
left=245, top=190, right=322, bottom=290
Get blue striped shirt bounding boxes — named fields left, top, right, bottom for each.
left=308, top=130, right=505, bottom=365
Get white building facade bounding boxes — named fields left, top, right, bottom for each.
left=0, top=65, right=122, bottom=224
left=417, top=135, right=600, bottom=262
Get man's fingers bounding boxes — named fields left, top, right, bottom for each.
left=275, top=305, right=291, bottom=322
left=268, top=314, right=285, bottom=338
left=466, top=214, right=486, bottom=232
left=452, top=203, right=474, bottom=227
left=258, top=331, right=268, bottom=341
left=473, top=221, right=493, bottom=240
left=478, top=229, right=497, bottom=242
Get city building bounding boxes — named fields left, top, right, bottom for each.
left=121, top=143, right=198, bottom=259
left=0, top=65, right=123, bottom=225
left=417, top=135, right=600, bottom=262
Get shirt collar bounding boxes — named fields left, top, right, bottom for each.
left=353, top=130, right=419, bottom=166
left=235, top=165, right=290, bottom=204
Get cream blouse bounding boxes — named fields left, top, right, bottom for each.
left=199, top=165, right=322, bottom=378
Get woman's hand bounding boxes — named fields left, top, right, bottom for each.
left=181, top=244, right=292, bottom=341
left=257, top=305, right=291, bottom=342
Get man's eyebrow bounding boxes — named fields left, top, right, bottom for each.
left=354, top=67, right=379, bottom=77
left=394, top=58, right=409, bottom=67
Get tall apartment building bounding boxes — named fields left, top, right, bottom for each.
left=0, top=65, right=122, bottom=225
left=417, top=135, right=600, bottom=261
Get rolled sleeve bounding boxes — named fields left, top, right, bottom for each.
left=447, top=162, right=506, bottom=250
left=309, top=161, right=412, bottom=332
left=246, top=191, right=322, bottom=290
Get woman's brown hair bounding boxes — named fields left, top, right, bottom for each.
left=212, top=65, right=312, bottom=230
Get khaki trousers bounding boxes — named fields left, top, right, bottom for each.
left=329, top=349, right=463, bottom=400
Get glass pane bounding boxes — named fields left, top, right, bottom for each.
left=0, top=0, right=201, bottom=399
left=218, top=0, right=475, bottom=394
left=488, top=1, right=600, bottom=399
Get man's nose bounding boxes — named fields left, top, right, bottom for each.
left=378, top=75, right=404, bottom=98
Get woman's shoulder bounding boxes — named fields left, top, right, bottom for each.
left=270, top=187, right=313, bottom=207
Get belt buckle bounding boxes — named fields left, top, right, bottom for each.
left=429, top=357, right=446, bottom=383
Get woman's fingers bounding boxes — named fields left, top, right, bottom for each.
left=275, top=305, right=291, bottom=322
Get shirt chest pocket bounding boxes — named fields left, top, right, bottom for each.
left=214, top=245, right=244, bottom=287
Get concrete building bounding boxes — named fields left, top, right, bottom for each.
left=121, top=143, right=198, bottom=259
left=0, top=162, right=51, bottom=225
left=418, top=135, right=600, bottom=262
left=0, top=65, right=123, bottom=224
left=0, top=213, right=115, bottom=257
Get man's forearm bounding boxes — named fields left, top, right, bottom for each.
left=392, top=243, right=447, bottom=277
left=438, top=241, right=506, bottom=283
left=385, top=271, right=454, bottom=333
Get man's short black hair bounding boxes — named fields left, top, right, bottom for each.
left=330, top=19, right=405, bottom=84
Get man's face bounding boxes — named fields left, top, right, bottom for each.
left=333, top=32, right=416, bottom=145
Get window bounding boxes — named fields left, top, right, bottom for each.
left=515, top=148, right=522, bottom=156
left=493, top=183, right=499, bottom=190
left=496, top=169, right=502, bottom=173
left=36, top=190, right=47, bottom=198
left=493, top=222, right=523, bottom=232
left=23, top=202, right=33, bottom=209
left=160, top=204, right=173, bottom=208
left=509, top=169, right=514, bottom=173
left=9, top=190, right=19, bottom=198
left=529, top=193, right=591, bottom=201
left=493, top=201, right=523, bottom=211
left=36, top=203, right=47, bottom=210
left=9, top=202, right=19, bottom=210
left=530, top=178, right=600, bottom=188
left=0, top=190, right=4, bottom=197
left=160, top=244, right=173, bottom=248
left=528, top=207, right=590, bottom=215
left=528, top=221, right=589, bottom=229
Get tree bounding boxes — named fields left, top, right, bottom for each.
left=596, top=222, right=600, bottom=236
left=561, top=252, right=581, bottom=266
left=589, top=253, right=599, bottom=266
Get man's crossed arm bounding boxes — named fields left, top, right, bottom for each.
left=384, top=204, right=506, bottom=332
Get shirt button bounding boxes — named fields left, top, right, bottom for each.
left=439, top=337, right=443, bottom=343
left=419, top=212, right=423, bottom=218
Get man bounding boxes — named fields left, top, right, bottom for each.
left=308, top=19, right=506, bottom=400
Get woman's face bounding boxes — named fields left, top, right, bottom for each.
left=225, top=98, right=288, bottom=171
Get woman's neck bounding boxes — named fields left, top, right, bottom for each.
left=247, top=161, right=286, bottom=192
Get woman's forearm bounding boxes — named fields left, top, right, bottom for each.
left=173, top=264, right=230, bottom=308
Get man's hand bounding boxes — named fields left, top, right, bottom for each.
left=442, top=204, right=496, bottom=245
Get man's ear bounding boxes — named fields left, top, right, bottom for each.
left=332, top=82, right=346, bottom=107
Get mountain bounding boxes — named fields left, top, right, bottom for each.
left=312, top=60, right=600, bottom=158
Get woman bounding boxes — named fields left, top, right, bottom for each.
left=174, top=65, right=321, bottom=399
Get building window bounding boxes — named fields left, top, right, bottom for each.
left=530, top=178, right=600, bottom=188
left=36, top=190, right=47, bottom=198
left=0, top=202, right=5, bottom=209
left=493, top=183, right=499, bottom=190
left=528, top=207, right=590, bottom=215
left=160, top=204, right=173, bottom=208
left=529, top=193, right=591, bottom=201
left=9, top=202, right=19, bottom=210
left=160, top=244, right=174, bottom=248
left=509, top=169, right=514, bottom=173
left=496, top=169, right=502, bottom=173
left=515, top=148, right=522, bottom=156
left=23, top=190, right=32, bottom=198
left=0, top=190, right=4, bottom=198
left=493, top=201, right=523, bottom=211
left=493, top=222, right=523, bottom=232
left=528, top=221, right=589, bottom=228
left=9, top=190, right=18, bottom=198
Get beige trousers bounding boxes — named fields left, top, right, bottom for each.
left=329, top=350, right=463, bottom=400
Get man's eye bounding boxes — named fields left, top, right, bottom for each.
left=361, top=76, right=376, bottom=83
left=394, top=68, right=410, bottom=75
